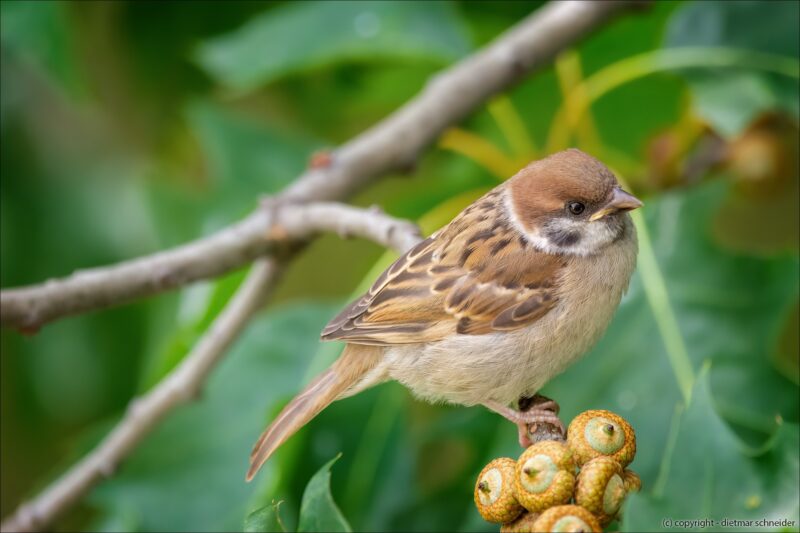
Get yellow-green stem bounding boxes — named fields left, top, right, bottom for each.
left=488, top=95, right=538, bottom=161
left=547, top=47, right=800, bottom=152
left=631, top=209, right=695, bottom=402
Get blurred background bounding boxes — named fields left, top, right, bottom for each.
left=1, top=1, right=798, bottom=531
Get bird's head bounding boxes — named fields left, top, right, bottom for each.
left=506, top=149, right=642, bottom=256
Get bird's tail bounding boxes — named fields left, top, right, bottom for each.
left=246, top=344, right=381, bottom=481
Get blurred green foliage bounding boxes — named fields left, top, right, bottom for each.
left=665, top=0, right=799, bottom=137
left=1, top=1, right=798, bottom=532
left=625, top=365, right=800, bottom=532
left=196, top=1, right=471, bottom=91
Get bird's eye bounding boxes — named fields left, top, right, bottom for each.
left=567, top=201, right=585, bottom=215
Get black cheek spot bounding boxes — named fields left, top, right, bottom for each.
left=546, top=229, right=581, bottom=248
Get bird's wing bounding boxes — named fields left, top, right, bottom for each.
left=321, top=190, right=565, bottom=345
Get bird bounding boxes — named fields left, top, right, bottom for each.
left=246, top=148, right=642, bottom=481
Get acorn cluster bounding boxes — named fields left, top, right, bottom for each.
left=473, top=410, right=640, bottom=532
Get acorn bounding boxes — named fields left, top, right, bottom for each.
left=500, top=511, right=540, bottom=533
left=622, top=469, right=642, bottom=493
left=514, top=440, right=575, bottom=513
left=567, top=410, right=636, bottom=467
left=531, top=505, right=602, bottom=533
left=574, top=456, right=626, bottom=526
left=474, top=458, right=524, bottom=523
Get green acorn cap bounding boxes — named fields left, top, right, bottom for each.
left=531, top=505, right=602, bottom=532
left=500, top=511, right=540, bottom=533
left=514, top=440, right=575, bottom=513
left=567, top=410, right=636, bottom=467
left=574, top=456, right=627, bottom=526
left=474, top=457, right=524, bottom=524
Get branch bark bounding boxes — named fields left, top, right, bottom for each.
left=0, top=0, right=642, bottom=331
left=0, top=2, right=645, bottom=530
left=0, top=203, right=420, bottom=329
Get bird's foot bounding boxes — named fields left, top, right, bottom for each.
left=517, top=422, right=534, bottom=448
left=518, top=393, right=560, bottom=416
left=484, top=395, right=565, bottom=448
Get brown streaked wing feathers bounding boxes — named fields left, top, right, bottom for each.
left=320, top=189, right=564, bottom=345
left=320, top=237, right=436, bottom=339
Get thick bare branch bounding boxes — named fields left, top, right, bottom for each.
left=0, top=203, right=420, bottom=329
left=0, top=0, right=642, bottom=330
left=0, top=2, right=645, bottom=530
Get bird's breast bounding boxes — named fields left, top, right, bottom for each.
left=383, top=223, right=638, bottom=407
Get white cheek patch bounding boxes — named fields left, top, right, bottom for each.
left=543, top=218, right=619, bottom=256
left=503, top=189, right=619, bottom=257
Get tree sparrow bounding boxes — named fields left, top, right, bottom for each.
left=247, top=149, right=642, bottom=480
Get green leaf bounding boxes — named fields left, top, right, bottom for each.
left=665, top=1, right=800, bottom=137
left=623, top=365, right=800, bottom=531
left=297, top=454, right=352, bottom=533
left=688, top=70, right=793, bottom=138
left=195, top=1, right=471, bottom=91
left=244, top=500, right=287, bottom=533
left=89, top=304, right=339, bottom=531
left=186, top=100, right=321, bottom=198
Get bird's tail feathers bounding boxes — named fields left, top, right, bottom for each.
left=246, top=344, right=380, bottom=481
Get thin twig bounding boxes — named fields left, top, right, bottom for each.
left=266, top=201, right=423, bottom=254
left=0, top=2, right=645, bottom=530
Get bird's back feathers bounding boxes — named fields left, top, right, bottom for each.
left=320, top=186, right=563, bottom=345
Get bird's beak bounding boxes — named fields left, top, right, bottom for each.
left=589, top=188, right=643, bottom=221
